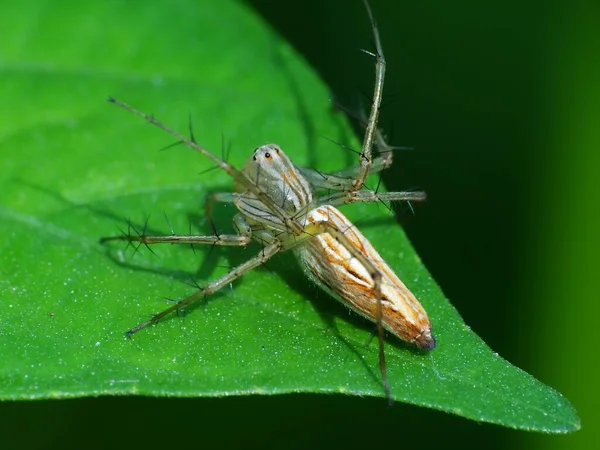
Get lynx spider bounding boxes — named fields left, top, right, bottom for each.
left=101, top=0, right=435, bottom=403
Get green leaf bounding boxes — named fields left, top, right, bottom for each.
left=0, top=0, right=578, bottom=433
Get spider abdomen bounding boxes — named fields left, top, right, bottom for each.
left=294, top=205, right=435, bottom=350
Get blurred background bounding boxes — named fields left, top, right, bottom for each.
left=2, top=0, right=596, bottom=448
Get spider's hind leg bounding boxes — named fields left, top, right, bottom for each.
left=125, top=241, right=281, bottom=336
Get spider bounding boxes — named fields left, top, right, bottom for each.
left=101, top=0, right=435, bottom=403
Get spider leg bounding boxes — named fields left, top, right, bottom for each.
left=99, top=210, right=252, bottom=248
left=125, top=241, right=281, bottom=335
left=353, top=0, right=386, bottom=192
left=318, top=189, right=426, bottom=208
left=302, top=94, right=408, bottom=195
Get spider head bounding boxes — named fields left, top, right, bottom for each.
left=237, top=144, right=316, bottom=217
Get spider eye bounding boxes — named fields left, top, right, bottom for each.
left=253, top=155, right=257, bottom=161
left=264, top=152, right=271, bottom=159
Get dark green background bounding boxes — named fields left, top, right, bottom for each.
left=2, top=0, right=596, bottom=448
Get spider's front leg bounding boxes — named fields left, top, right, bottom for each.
left=317, top=189, right=426, bottom=208
left=298, top=152, right=392, bottom=193
left=354, top=0, right=386, bottom=192
left=298, top=114, right=401, bottom=193
left=300, top=123, right=427, bottom=208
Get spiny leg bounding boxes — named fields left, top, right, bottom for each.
left=318, top=189, right=426, bottom=208
left=353, top=0, right=386, bottom=192
left=100, top=232, right=251, bottom=247
left=300, top=104, right=404, bottom=193
left=295, top=0, right=387, bottom=194
left=332, top=99, right=409, bottom=174
left=334, top=101, right=407, bottom=181
left=303, top=118, right=426, bottom=208
left=100, top=213, right=252, bottom=248
left=126, top=242, right=281, bottom=335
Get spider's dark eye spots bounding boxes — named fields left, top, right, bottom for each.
left=265, top=152, right=271, bottom=159
left=275, top=148, right=280, bottom=153
left=253, top=155, right=257, bottom=161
